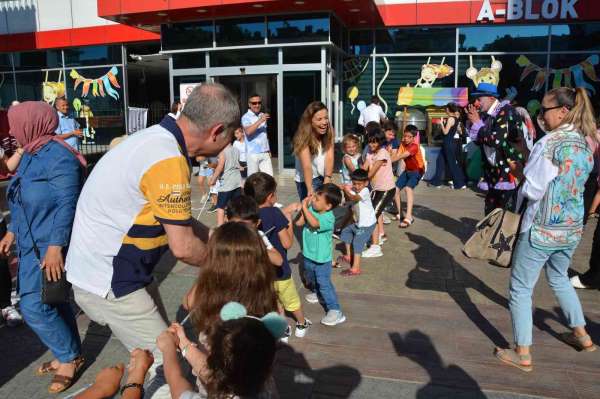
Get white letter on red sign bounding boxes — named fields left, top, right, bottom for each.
left=560, top=0, right=579, bottom=19
left=541, top=0, right=559, bottom=19
left=507, top=0, right=524, bottom=20
left=477, top=0, right=495, bottom=21
left=525, top=0, right=540, bottom=19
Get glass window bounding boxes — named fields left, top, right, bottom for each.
left=0, top=54, right=12, bottom=72
left=342, top=56, right=372, bottom=133
left=173, top=75, right=206, bottom=102
left=64, top=45, right=122, bottom=67
left=0, top=72, right=16, bottom=108
left=283, top=71, right=321, bottom=168
left=64, top=66, right=125, bottom=150
left=349, top=30, right=373, bottom=55
left=283, top=47, right=320, bottom=64
left=15, top=71, right=45, bottom=101
left=12, top=50, right=62, bottom=70
left=457, top=54, right=548, bottom=110
left=161, top=22, right=213, bottom=51
left=268, top=14, right=329, bottom=43
left=210, top=48, right=277, bottom=67
left=550, top=24, right=600, bottom=52
left=376, top=28, right=455, bottom=53
left=216, top=17, right=265, bottom=47
left=330, top=15, right=342, bottom=46
left=172, top=53, right=206, bottom=69
left=548, top=53, right=600, bottom=112
left=459, top=25, right=549, bottom=52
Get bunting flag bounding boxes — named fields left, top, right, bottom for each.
left=515, top=55, right=599, bottom=94
left=70, top=66, right=121, bottom=100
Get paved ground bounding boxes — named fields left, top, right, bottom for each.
left=1, top=174, right=599, bottom=399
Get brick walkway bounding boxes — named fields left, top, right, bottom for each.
left=0, top=176, right=598, bottom=399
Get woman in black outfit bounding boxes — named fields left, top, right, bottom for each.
left=431, top=102, right=466, bottom=189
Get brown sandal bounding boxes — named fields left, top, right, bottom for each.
left=36, top=361, right=59, bottom=376
left=494, top=348, right=533, bottom=372
left=560, top=333, right=597, bottom=352
left=48, top=356, right=85, bottom=394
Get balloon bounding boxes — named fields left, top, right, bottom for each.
left=357, top=100, right=367, bottom=112
left=72, top=98, right=82, bottom=114
left=346, top=86, right=359, bottom=101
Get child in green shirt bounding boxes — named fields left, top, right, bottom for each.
left=296, top=183, right=345, bottom=326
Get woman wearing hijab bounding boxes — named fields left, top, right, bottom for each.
left=0, top=101, right=85, bottom=393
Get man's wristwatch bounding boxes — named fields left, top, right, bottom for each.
left=120, top=383, right=144, bottom=396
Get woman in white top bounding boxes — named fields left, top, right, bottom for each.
left=293, top=101, right=335, bottom=200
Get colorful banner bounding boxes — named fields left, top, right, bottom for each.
left=397, top=87, right=468, bottom=107
left=516, top=55, right=599, bottom=94
left=70, top=66, right=121, bottom=100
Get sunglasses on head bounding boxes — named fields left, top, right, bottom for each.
left=250, top=101, right=262, bottom=105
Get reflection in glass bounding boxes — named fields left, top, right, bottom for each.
left=283, top=71, right=320, bottom=168
left=15, top=71, right=45, bottom=101
left=550, top=24, right=600, bottom=52
left=459, top=25, right=549, bottom=52
left=173, top=75, right=206, bottom=102
left=161, top=22, right=213, bottom=51
left=268, top=14, right=329, bottom=43
left=64, top=45, right=122, bottom=67
left=349, top=30, right=373, bottom=55
left=12, top=50, right=62, bottom=70
left=172, top=53, right=206, bottom=69
left=216, top=17, right=265, bottom=46
left=376, top=28, right=455, bottom=53
left=282, top=47, right=320, bottom=64
left=210, top=49, right=277, bottom=67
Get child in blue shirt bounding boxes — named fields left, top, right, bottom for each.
left=296, top=183, right=345, bottom=326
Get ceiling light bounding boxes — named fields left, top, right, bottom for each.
left=342, top=0, right=353, bottom=2
left=252, top=4, right=264, bottom=7
left=359, top=20, right=367, bottom=24
left=196, top=9, right=207, bottom=13
left=294, top=0, right=305, bottom=4
left=156, top=12, right=167, bottom=16
left=349, top=8, right=360, bottom=12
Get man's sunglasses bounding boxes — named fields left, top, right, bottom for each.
left=250, top=101, right=262, bottom=105
left=540, top=105, right=565, bottom=115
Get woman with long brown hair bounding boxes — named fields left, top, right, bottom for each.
left=495, top=87, right=597, bottom=371
left=293, top=101, right=335, bottom=200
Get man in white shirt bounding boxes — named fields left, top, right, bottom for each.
left=241, top=94, right=273, bottom=176
left=358, top=96, right=387, bottom=127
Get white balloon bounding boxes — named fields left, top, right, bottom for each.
left=357, top=100, right=367, bottom=112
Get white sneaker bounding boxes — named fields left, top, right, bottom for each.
left=294, top=319, right=312, bottom=338
left=382, top=215, right=391, bottom=225
left=305, top=293, right=319, bottom=304
left=2, top=306, right=23, bottom=327
left=280, top=325, right=291, bottom=343
left=321, top=310, right=346, bottom=326
left=379, top=234, right=387, bottom=245
left=362, top=245, right=383, bottom=258
left=570, top=275, right=589, bottom=289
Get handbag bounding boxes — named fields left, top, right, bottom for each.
left=463, top=206, right=522, bottom=268
left=15, top=177, right=71, bottom=305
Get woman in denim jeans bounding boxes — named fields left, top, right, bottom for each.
left=0, top=101, right=85, bottom=393
left=495, top=87, right=597, bottom=372
left=292, top=101, right=335, bottom=200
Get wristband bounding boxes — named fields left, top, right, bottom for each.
left=120, top=383, right=144, bottom=397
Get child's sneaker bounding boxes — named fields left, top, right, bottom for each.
left=382, top=214, right=392, bottom=225
left=321, top=310, right=346, bottom=326
left=362, top=244, right=383, bottom=258
left=2, top=306, right=23, bottom=327
left=305, top=293, right=319, bottom=304
left=294, top=319, right=312, bottom=338
left=379, top=234, right=387, bottom=245
left=280, top=325, right=291, bottom=343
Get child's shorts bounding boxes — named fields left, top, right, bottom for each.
left=216, top=187, right=241, bottom=209
left=371, top=189, right=396, bottom=218
left=198, top=163, right=213, bottom=177
left=239, top=161, right=248, bottom=179
left=396, top=170, right=422, bottom=189
left=340, top=223, right=376, bottom=254
left=274, top=278, right=301, bottom=312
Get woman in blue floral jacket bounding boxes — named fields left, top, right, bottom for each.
left=495, top=87, right=597, bottom=372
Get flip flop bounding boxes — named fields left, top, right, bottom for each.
left=494, top=348, right=532, bottom=372
left=341, top=269, right=362, bottom=277
left=48, top=356, right=85, bottom=394
left=559, top=333, right=597, bottom=352
left=399, top=218, right=414, bottom=228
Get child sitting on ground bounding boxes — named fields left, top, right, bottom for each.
left=337, top=169, right=377, bottom=276
left=157, top=301, right=286, bottom=399
left=209, top=140, right=242, bottom=226
left=340, top=134, right=361, bottom=191
left=362, top=128, right=395, bottom=258
left=226, top=195, right=284, bottom=268
left=393, top=124, right=425, bottom=228
left=243, top=172, right=312, bottom=339
left=295, top=183, right=345, bottom=326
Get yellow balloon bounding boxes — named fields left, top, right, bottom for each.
left=347, top=86, right=359, bottom=101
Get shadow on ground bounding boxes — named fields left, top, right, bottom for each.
left=275, top=344, right=362, bottom=398
left=389, top=330, right=486, bottom=398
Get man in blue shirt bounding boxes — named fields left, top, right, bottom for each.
left=241, top=94, right=273, bottom=176
left=54, top=98, right=82, bottom=151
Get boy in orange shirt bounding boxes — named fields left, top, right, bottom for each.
left=393, top=125, right=425, bottom=228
